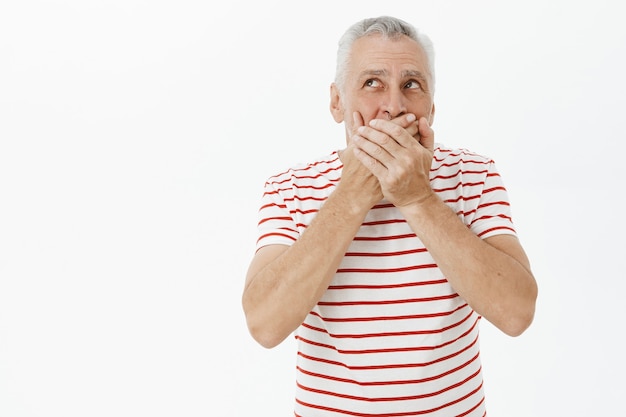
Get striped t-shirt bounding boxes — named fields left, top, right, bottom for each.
left=255, top=144, right=516, bottom=417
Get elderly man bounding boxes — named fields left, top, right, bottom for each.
left=242, top=15, right=537, bottom=416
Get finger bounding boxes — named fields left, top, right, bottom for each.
left=347, top=111, right=366, bottom=148
left=367, top=118, right=415, bottom=148
left=390, top=113, right=418, bottom=138
left=350, top=112, right=365, bottom=139
left=417, top=117, right=435, bottom=152
left=353, top=127, right=395, bottom=167
left=352, top=142, right=387, bottom=178
left=390, top=113, right=417, bottom=127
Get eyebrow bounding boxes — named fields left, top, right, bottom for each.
left=401, top=70, right=428, bottom=80
left=359, top=69, right=429, bottom=82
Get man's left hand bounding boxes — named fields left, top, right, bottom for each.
left=352, top=115, right=435, bottom=208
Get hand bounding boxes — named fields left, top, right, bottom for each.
left=351, top=115, right=435, bottom=208
left=336, top=112, right=383, bottom=210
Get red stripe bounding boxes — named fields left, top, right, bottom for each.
left=457, top=397, right=486, bottom=417
left=296, top=366, right=481, bottom=401
left=295, top=379, right=483, bottom=416
left=284, top=195, right=329, bottom=203
left=328, top=279, right=448, bottom=290
left=361, top=219, right=408, bottom=227
left=336, top=263, right=438, bottom=274
left=268, top=156, right=341, bottom=180
left=317, top=292, right=458, bottom=307
left=372, top=202, right=395, bottom=209
left=270, top=182, right=336, bottom=193
left=352, top=233, right=416, bottom=242
left=470, top=214, right=513, bottom=225
left=288, top=208, right=320, bottom=216
left=301, top=310, right=473, bottom=339
left=258, top=201, right=286, bottom=211
left=483, top=185, right=506, bottom=194
left=432, top=180, right=485, bottom=193
left=432, top=151, right=491, bottom=161
left=297, top=332, right=478, bottom=371
left=345, top=247, right=428, bottom=257
left=256, top=231, right=296, bottom=244
left=295, top=316, right=481, bottom=354
left=477, top=200, right=510, bottom=209
left=308, top=302, right=467, bottom=322
left=431, top=168, right=489, bottom=180
left=278, top=166, right=341, bottom=180
left=477, top=226, right=515, bottom=238
left=257, top=215, right=292, bottom=226
left=432, top=158, right=491, bottom=169
left=297, top=351, right=480, bottom=386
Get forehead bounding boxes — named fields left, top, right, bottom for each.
left=348, top=34, right=429, bottom=77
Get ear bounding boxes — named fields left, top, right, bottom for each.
left=428, top=103, right=436, bottom=126
left=329, top=83, right=344, bottom=123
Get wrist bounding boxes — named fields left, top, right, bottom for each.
left=396, top=191, right=441, bottom=220
left=331, top=185, right=380, bottom=218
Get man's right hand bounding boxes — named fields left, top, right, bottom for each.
left=337, top=111, right=420, bottom=209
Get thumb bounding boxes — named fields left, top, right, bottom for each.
left=418, top=117, right=435, bottom=152
left=352, top=111, right=365, bottom=132
left=347, top=112, right=366, bottom=147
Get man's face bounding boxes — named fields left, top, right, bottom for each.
left=330, top=34, right=436, bottom=141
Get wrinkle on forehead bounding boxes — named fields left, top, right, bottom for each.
left=350, top=35, right=433, bottom=85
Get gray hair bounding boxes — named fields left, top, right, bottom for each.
left=334, top=16, right=435, bottom=93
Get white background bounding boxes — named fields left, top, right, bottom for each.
left=1, top=0, right=625, bottom=416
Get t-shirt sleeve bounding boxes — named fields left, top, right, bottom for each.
left=254, top=177, right=300, bottom=251
left=468, top=161, right=517, bottom=239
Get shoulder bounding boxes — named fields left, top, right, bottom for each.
left=433, top=143, right=494, bottom=168
left=431, top=143, right=500, bottom=180
left=265, top=151, right=342, bottom=186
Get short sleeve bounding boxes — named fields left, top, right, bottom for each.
left=468, top=161, right=517, bottom=239
left=254, top=177, right=300, bottom=251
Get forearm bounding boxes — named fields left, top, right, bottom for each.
left=400, top=193, right=537, bottom=336
left=243, top=190, right=371, bottom=348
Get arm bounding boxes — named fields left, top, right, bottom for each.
left=352, top=117, right=538, bottom=336
left=242, top=176, right=376, bottom=348
left=243, top=113, right=420, bottom=348
left=398, top=194, right=536, bottom=336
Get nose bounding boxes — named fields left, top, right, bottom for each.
left=380, top=87, right=407, bottom=120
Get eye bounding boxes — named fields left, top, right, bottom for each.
left=404, top=80, right=422, bottom=90
left=364, top=79, right=382, bottom=88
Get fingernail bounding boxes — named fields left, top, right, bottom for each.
left=406, top=114, right=416, bottom=122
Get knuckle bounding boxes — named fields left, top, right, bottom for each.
left=371, top=144, right=384, bottom=156
left=378, top=135, right=391, bottom=146
left=389, top=124, right=404, bottom=137
left=365, top=156, right=378, bottom=169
